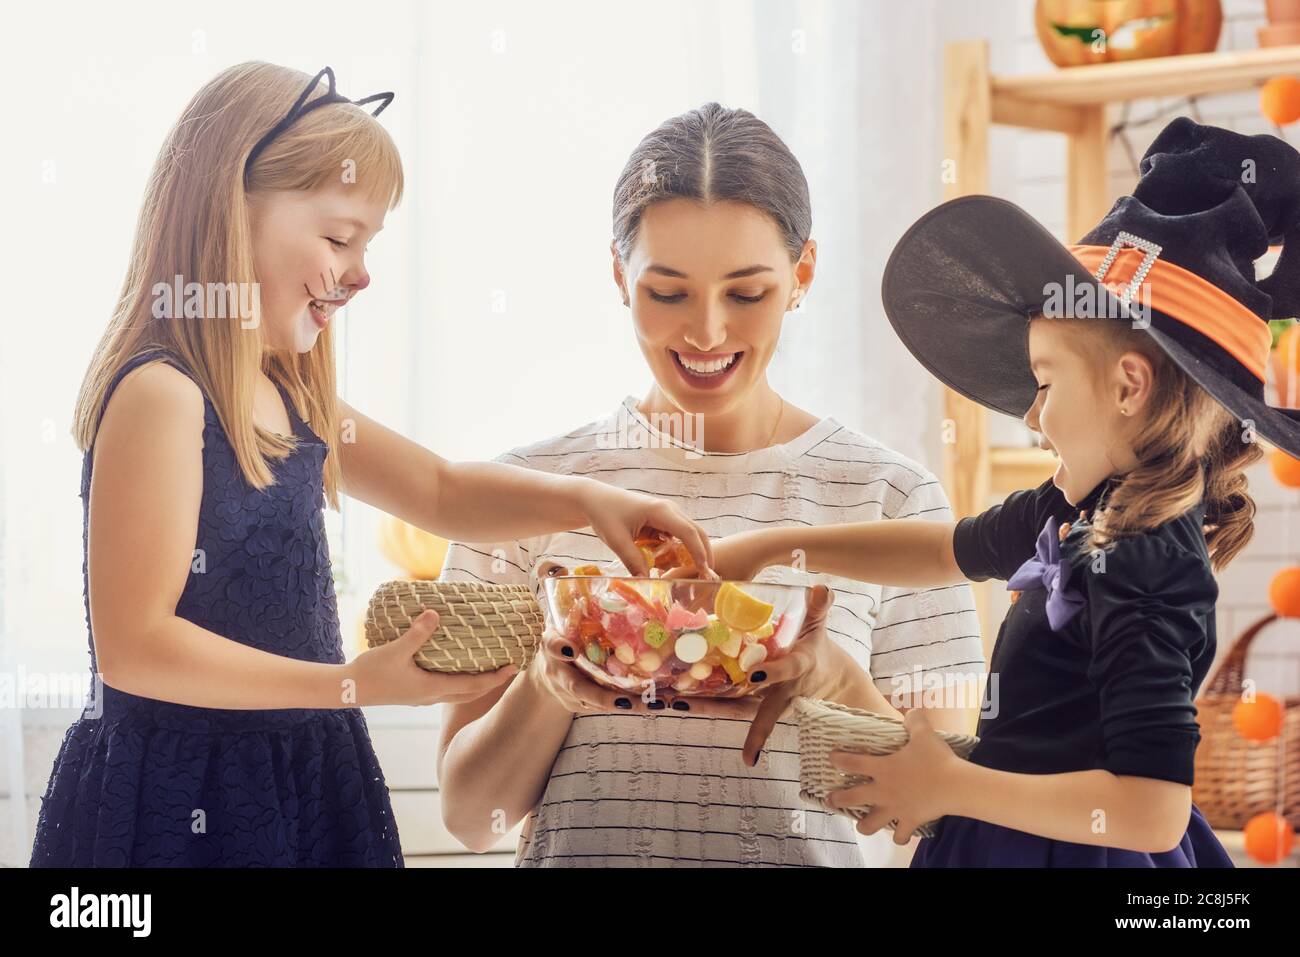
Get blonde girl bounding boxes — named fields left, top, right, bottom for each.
left=30, top=62, right=710, bottom=867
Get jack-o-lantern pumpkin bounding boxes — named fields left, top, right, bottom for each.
left=1035, top=0, right=1222, bottom=67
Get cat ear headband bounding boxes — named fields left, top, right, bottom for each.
left=243, top=66, right=394, bottom=186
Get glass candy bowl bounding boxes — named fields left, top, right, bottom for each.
left=541, top=576, right=812, bottom=698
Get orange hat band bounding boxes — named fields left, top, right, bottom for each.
left=1068, top=244, right=1272, bottom=382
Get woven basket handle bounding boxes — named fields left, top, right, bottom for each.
left=1203, top=612, right=1278, bottom=696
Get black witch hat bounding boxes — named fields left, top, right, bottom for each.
left=881, top=117, right=1300, bottom=458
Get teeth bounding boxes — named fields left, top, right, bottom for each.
left=678, top=353, right=736, bottom=374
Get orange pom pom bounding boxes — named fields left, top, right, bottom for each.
left=1261, top=76, right=1300, bottom=126
left=1244, top=811, right=1295, bottom=865
left=1233, top=692, right=1283, bottom=741
left=1269, top=567, right=1300, bottom=618
left=1270, top=449, right=1300, bottom=488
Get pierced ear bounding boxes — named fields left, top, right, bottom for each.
left=791, top=240, right=817, bottom=310
left=1115, top=350, right=1154, bottom=411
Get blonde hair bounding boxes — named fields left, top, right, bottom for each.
left=1039, top=315, right=1261, bottom=572
left=73, top=61, right=404, bottom=509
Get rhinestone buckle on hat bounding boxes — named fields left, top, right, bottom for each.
left=1093, top=231, right=1162, bottom=304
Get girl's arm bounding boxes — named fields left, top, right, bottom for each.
left=710, top=478, right=1067, bottom=588
left=335, top=399, right=711, bottom=574
left=950, top=763, right=1193, bottom=854
left=711, top=521, right=966, bottom=589
left=89, top=364, right=514, bottom=710
left=833, top=710, right=1193, bottom=853
left=334, top=398, right=586, bottom=541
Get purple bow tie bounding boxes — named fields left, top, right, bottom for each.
left=1006, top=516, right=1085, bottom=631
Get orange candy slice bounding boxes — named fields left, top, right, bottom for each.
left=713, top=582, right=774, bottom=633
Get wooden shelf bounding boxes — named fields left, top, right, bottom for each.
left=991, top=446, right=1058, bottom=493
left=995, top=45, right=1300, bottom=114
left=941, top=40, right=1300, bottom=648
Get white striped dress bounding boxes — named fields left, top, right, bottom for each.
left=440, top=397, right=984, bottom=867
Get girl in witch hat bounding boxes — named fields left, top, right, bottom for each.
left=709, top=116, right=1300, bottom=866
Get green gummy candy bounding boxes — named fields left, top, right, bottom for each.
left=643, top=621, right=669, bottom=649
left=585, top=641, right=607, bottom=665
left=703, top=619, right=730, bottom=647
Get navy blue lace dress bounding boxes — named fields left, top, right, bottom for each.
left=30, top=348, right=404, bottom=867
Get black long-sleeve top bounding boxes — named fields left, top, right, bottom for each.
left=952, top=474, right=1218, bottom=786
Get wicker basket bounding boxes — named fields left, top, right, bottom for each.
left=364, top=580, right=544, bottom=673
left=794, top=696, right=980, bottom=839
left=1192, top=613, right=1300, bottom=830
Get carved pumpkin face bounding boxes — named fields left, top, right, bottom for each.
left=1035, top=0, right=1222, bottom=66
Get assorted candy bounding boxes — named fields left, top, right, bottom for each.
left=545, top=571, right=799, bottom=697
left=633, top=528, right=698, bottom=576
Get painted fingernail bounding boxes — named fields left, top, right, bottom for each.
left=672, top=700, right=690, bottom=711
left=615, top=697, right=632, bottom=709
left=750, top=671, right=767, bottom=683
left=647, top=699, right=665, bottom=710
left=561, top=646, right=574, bottom=658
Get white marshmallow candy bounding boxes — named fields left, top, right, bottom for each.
left=673, top=632, right=709, bottom=664
left=738, top=643, right=768, bottom=672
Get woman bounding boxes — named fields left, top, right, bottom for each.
left=437, top=103, right=984, bottom=867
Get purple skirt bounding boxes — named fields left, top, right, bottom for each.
left=910, top=803, right=1233, bottom=867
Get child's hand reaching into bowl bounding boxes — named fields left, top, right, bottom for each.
left=577, top=483, right=715, bottom=578
left=663, top=529, right=777, bottom=583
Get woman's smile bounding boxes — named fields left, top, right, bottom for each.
left=670, top=348, right=744, bottom=390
